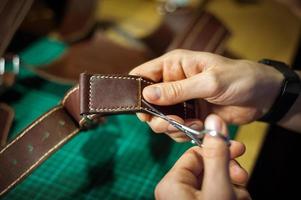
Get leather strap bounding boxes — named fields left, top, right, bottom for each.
left=58, top=0, right=98, bottom=42
left=25, top=31, right=153, bottom=84
left=0, top=74, right=199, bottom=196
left=0, top=87, right=81, bottom=196
left=0, top=103, right=14, bottom=148
left=79, top=73, right=199, bottom=119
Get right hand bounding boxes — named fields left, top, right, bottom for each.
left=130, top=50, right=283, bottom=142
left=155, top=114, right=250, bottom=200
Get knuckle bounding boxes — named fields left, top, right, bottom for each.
left=184, top=146, right=200, bottom=155
left=202, top=145, right=228, bottom=159
left=150, top=125, right=163, bottom=133
left=206, top=71, right=222, bottom=96
left=164, top=82, right=183, bottom=100
left=167, top=49, right=188, bottom=56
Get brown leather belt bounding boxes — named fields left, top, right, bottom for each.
left=0, top=103, right=14, bottom=149
left=0, top=75, right=199, bottom=196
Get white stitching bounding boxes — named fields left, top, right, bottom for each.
left=0, top=128, right=80, bottom=196
left=88, top=75, right=152, bottom=111
left=61, top=86, right=79, bottom=105
left=0, top=106, right=62, bottom=154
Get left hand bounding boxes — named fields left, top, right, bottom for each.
left=130, top=50, right=283, bottom=142
left=155, top=114, right=251, bottom=200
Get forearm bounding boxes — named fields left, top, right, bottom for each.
left=278, top=70, right=301, bottom=133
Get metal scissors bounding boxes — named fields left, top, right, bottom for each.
left=142, top=99, right=230, bottom=147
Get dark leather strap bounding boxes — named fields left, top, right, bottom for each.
left=25, top=32, right=153, bottom=84
left=79, top=73, right=199, bottom=119
left=0, top=103, right=14, bottom=148
left=24, top=11, right=229, bottom=85
left=0, top=87, right=80, bottom=196
left=0, top=106, right=80, bottom=196
left=0, top=74, right=199, bottom=196
left=58, top=0, right=98, bottom=42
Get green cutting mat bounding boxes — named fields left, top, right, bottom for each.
left=1, top=38, right=238, bottom=200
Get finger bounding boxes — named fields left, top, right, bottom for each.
left=155, top=146, right=204, bottom=200
left=229, top=160, right=249, bottom=186
left=229, top=140, right=246, bottom=159
left=147, top=115, right=184, bottom=133
left=201, top=114, right=233, bottom=197
left=160, top=54, right=186, bottom=82
left=142, top=72, right=215, bottom=105
left=233, top=186, right=252, bottom=200
left=166, top=131, right=190, bottom=142
left=130, top=49, right=202, bottom=82
left=167, top=119, right=203, bottom=132
left=165, top=146, right=204, bottom=188
left=136, top=113, right=152, bottom=122
left=129, top=56, right=164, bottom=82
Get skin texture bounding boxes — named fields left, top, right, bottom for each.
left=130, top=49, right=285, bottom=141
left=155, top=114, right=251, bottom=200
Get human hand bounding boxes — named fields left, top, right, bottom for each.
left=155, top=114, right=251, bottom=200
left=130, top=50, right=283, bottom=141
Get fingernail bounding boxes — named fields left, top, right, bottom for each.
left=144, top=86, right=161, bottom=101
left=205, top=116, right=222, bottom=132
left=137, top=113, right=151, bottom=122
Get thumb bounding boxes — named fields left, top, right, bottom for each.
left=143, top=73, right=212, bottom=105
left=201, top=114, right=234, bottom=198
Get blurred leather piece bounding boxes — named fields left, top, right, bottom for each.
left=143, top=9, right=229, bottom=55
left=31, top=31, right=153, bottom=84
left=59, top=0, right=98, bottom=42
left=18, top=1, right=58, bottom=37
left=31, top=10, right=229, bottom=84
left=0, top=0, right=34, bottom=56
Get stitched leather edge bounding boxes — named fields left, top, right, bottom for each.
left=0, top=106, right=62, bottom=154
left=0, top=117, right=80, bottom=196
left=88, top=75, right=153, bottom=112
left=61, top=86, right=79, bottom=105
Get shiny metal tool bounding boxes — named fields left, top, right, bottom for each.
left=142, top=99, right=231, bottom=147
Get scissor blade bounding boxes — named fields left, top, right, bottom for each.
left=142, top=99, right=204, bottom=145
